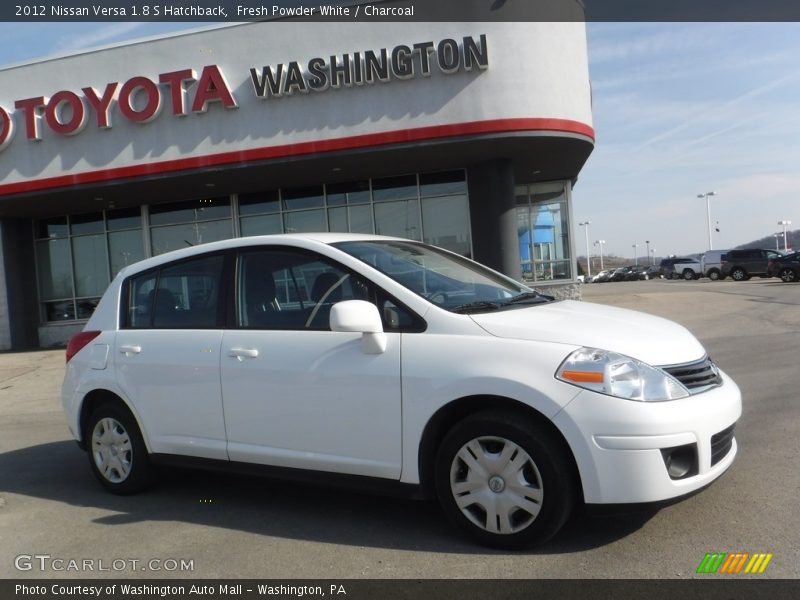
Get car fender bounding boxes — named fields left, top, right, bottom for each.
left=398, top=334, right=582, bottom=484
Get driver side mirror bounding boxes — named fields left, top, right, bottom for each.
left=330, top=300, right=387, bottom=354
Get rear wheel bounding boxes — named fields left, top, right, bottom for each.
left=779, top=268, right=798, bottom=283
left=707, top=269, right=720, bottom=281
left=682, top=269, right=696, bottom=280
left=434, top=411, right=576, bottom=548
left=731, top=267, right=748, bottom=281
left=87, top=402, right=156, bottom=494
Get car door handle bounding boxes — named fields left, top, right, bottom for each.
left=229, top=347, right=259, bottom=360
left=119, top=345, right=141, bottom=355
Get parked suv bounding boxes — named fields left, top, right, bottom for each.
left=767, top=251, right=800, bottom=282
left=700, top=250, right=729, bottom=281
left=720, top=248, right=784, bottom=280
left=62, top=234, right=741, bottom=548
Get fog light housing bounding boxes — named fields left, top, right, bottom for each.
left=660, top=444, right=698, bottom=480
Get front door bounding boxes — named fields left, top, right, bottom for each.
left=220, top=247, right=402, bottom=479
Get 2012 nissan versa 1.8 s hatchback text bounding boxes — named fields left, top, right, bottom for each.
left=62, top=233, right=741, bottom=548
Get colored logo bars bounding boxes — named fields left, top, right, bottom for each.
left=697, top=552, right=773, bottom=574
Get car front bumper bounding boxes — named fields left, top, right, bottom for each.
left=553, top=370, right=742, bottom=504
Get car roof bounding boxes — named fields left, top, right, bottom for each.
left=115, top=233, right=406, bottom=279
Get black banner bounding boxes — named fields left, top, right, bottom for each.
left=3, top=0, right=800, bottom=22
left=3, top=579, right=800, bottom=600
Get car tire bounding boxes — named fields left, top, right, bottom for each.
left=434, top=411, right=576, bottom=549
left=779, top=268, right=798, bottom=283
left=682, top=269, right=695, bottom=280
left=86, top=402, right=156, bottom=495
left=730, top=267, right=748, bottom=281
left=707, top=269, right=720, bottom=281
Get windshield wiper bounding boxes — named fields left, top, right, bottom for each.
left=450, top=300, right=504, bottom=314
left=503, top=291, right=554, bottom=305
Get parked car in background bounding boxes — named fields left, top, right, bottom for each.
left=767, top=251, right=800, bottom=282
left=659, top=257, right=702, bottom=280
left=61, top=233, right=742, bottom=548
left=592, top=270, right=612, bottom=283
left=720, top=248, right=784, bottom=281
left=641, top=266, right=663, bottom=280
left=700, top=250, right=729, bottom=281
left=609, top=266, right=638, bottom=282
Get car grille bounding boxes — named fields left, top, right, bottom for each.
left=710, top=424, right=736, bottom=466
left=661, top=356, right=722, bottom=394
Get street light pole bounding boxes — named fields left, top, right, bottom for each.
left=697, top=191, right=717, bottom=250
left=632, top=243, right=639, bottom=266
left=594, top=240, right=606, bottom=270
left=778, top=220, right=792, bottom=252
left=579, top=221, right=592, bottom=278
left=645, top=240, right=651, bottom=265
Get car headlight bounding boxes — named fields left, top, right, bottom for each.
left=556, top=347, right=690, bottom=402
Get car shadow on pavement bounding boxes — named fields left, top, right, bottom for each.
left=0, top=441, right=659, bottom=555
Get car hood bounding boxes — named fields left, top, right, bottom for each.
left=469, top=300, right=706, bottom=367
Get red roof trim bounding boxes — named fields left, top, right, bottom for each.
left=0, top=118, right=594, bottom=196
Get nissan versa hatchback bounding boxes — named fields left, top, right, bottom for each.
left=62, top=234, right=741, bottom=548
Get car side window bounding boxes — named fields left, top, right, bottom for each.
left=237, top=248, right=370, bottom=330
left=125, top=254, right=224, bottom=329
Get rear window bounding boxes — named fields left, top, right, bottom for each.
left=125, top=254, right=225, bottom=329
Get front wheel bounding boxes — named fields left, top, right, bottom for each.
left=707, top=269, right=720, bottom=281
left=87, top=402, right=156, bottom=495
left=780, top=268, right=798, bottom=283
left=682, top=269, right=696, bottom=280
left=731, top=267, right=749, bottom=281
left=434, top=411, right=576, bottom=548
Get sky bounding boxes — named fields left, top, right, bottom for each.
left=0, top=21, right=797, bottom=259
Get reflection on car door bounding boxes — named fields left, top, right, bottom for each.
left=114, top=254, right=228, bottom=460
left=220, top=247, right=402, bottom=478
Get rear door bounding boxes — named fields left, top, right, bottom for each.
left=114, top=253, right=229, bottom=460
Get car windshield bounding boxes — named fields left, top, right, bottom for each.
left=333, top=240, right=549, bottom=313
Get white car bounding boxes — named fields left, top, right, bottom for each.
left=62, top=234, right=741, bottom=548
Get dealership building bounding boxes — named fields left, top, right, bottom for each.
left=0, top=21, right=594, bottom=350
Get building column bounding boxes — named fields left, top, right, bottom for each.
left=0, top=219, right=39, bottom=350
left=467, top=159, right=521, bottom=281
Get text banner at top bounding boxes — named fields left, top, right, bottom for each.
left=4, top=0, right=800, bottom=22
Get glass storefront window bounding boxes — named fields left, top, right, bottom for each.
left=284, top=210, right=326, bottom=233
left=283, top=186, right=324, bottom=211
left=150, top=197, right=231, bottom=225
left=374, top=200, right=422, bottom=240
left=420, top=171, right=467, bottom=197
left=149, top=197, right=233, bottom=256
left=72, top=234, right=110, bottom=297
left=36, top=238, right=73, bottom=300
left=35, top=170, right=471, bottom=324
left=70, top=212, right=105, bottom=235
left=348, top=204, right=374, bottom=234
left=422, top=194, right=471, bottom=257
left=326, top=181, right=370, bottom=206
left=516, top=182, right=572, bottom=282
left=109, top=229, right=145, bottom=278
left=239, top=190, right=280, bottom=216
left=240, top=213, right=283, bottom=237
left=372, top=175, right=417, bottom=202
left=36, top=217, right=68, bottom=239
left=151, top=220, right=233, bottom=256
left=107, top=207, right=142, bottom=231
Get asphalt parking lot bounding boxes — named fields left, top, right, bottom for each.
left=0, top=278, right=798, bottom=579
